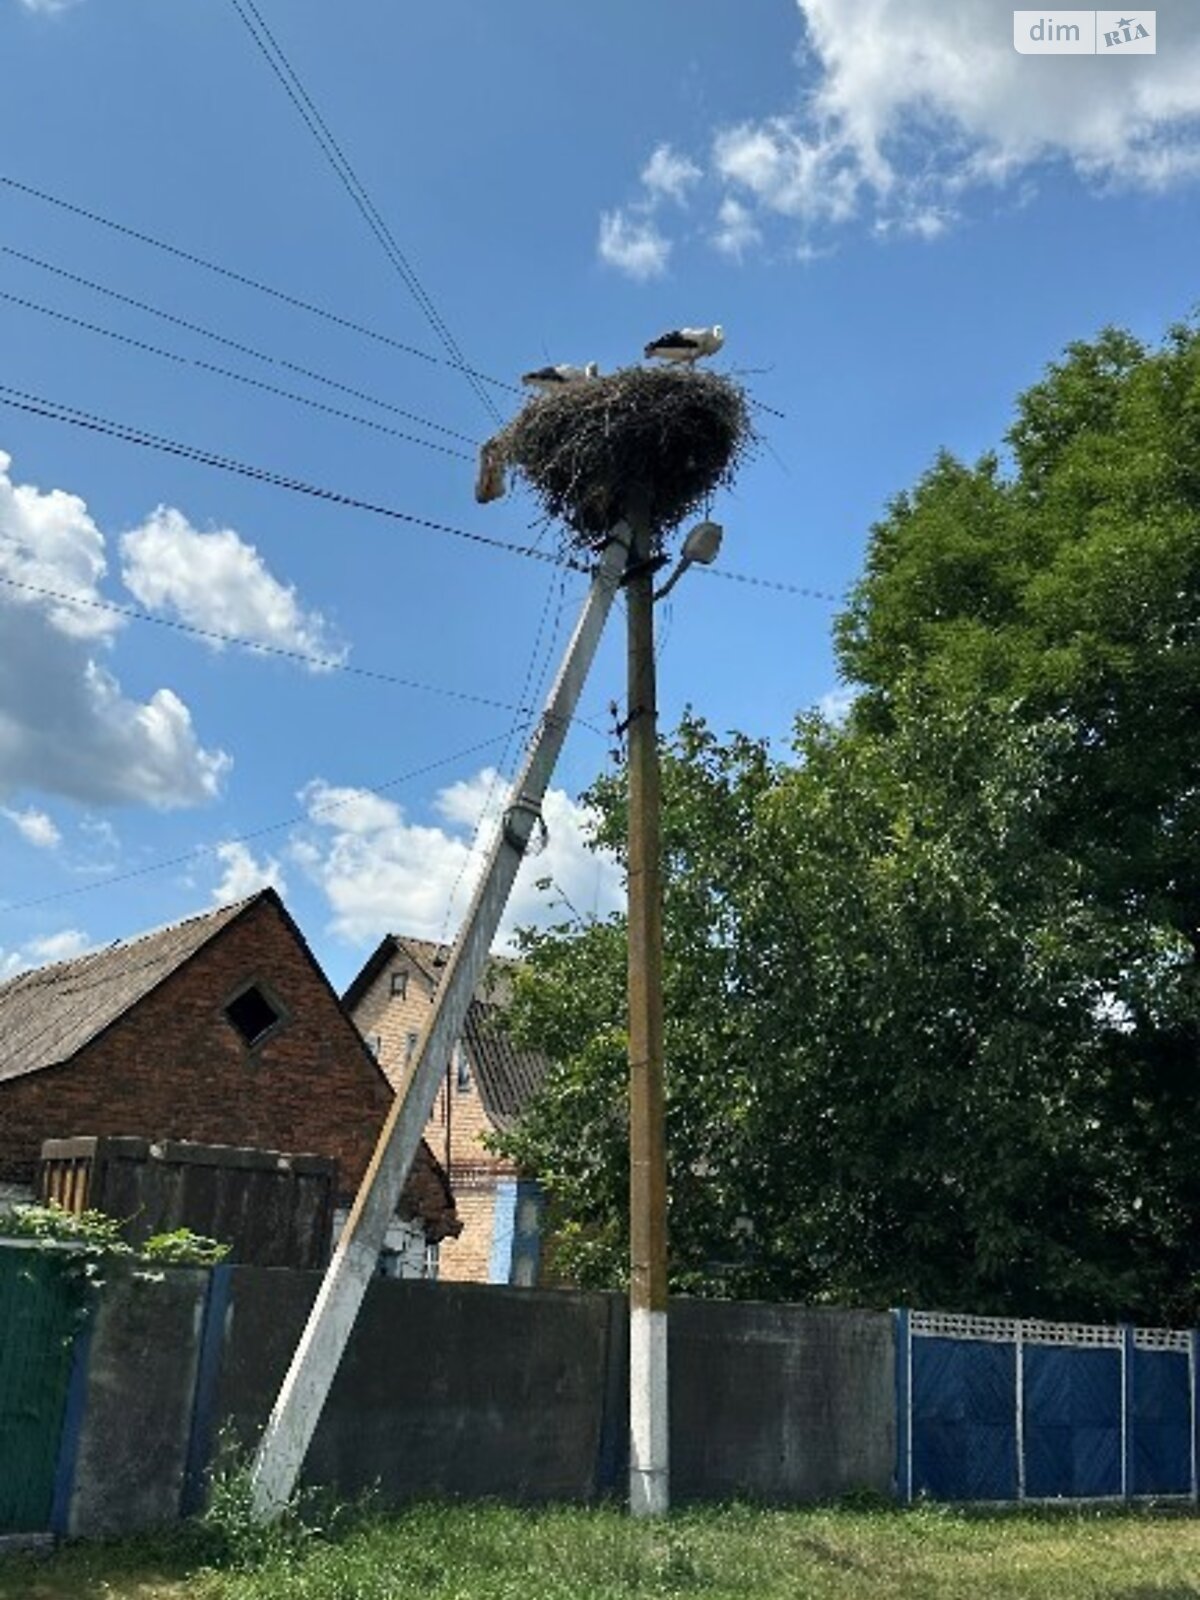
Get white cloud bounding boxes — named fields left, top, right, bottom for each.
left=612, top=1, right=1200, bottom=264
left=1, top=805, right=60, bottom=849
left=712, top=196, right=763, bottom=259
left=0, top=450, right=113, bottom=641
left=0, top=927, right=90, bottom=981
left=713, top=119, right=861, bottom=224
left=211, top=840, right=287, bottom=906
left=27, top=928, right=89, bottom=962
left=0, top=450, right=229, bottom=809
left=294, top=768, right=623, bottom=952
left=642, top=143, right=702, bottom=204
left=18, top=0, right=82, bottom=13
left=818, top=684, right=859, bottom=725
left=598, top=209, right=672, bottom=280
left=121, top=508, right=343, bottom=665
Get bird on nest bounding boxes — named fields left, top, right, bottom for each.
left=521, top=361, right=600, bottom=394
left=643, top=325, right=724, bottom=366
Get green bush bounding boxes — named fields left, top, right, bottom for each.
left=141, top=1228, right=231, bottom=1267
left=0, top=1202, right=231, bottom=1273
left=0, top=1200, right=132, bottom=1255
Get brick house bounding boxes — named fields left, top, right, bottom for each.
left=0, top=890, right=458, bottom=1269
left=345, top=935, right=551, bottom=1285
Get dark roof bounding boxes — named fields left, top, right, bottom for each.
left=403, top=1140, right=462, bottom=1243
left=0, top=896, right=259, bottom=1086
left=462, top=999, right=551, bottom=1133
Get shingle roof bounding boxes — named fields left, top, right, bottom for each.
left=0, top=896, right=256, bottom=1086
left=462, top=999, right=551, bottom=1132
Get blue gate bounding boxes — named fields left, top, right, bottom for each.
left=897, top=1310, right=1200, bottom=1502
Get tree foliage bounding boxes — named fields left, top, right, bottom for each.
left=499, top=324, right=1200, bottom=1323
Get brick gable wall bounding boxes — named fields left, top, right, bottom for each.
left=0, top=897, right=393, bottom=1201
left=352, top=948, right=518, bottom=1282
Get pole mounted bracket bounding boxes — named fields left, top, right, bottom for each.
left=620, top=553, right=669, bottom=587
left=503, top=794, right=548, bottom=856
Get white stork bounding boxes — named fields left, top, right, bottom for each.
left=643, top=326, right=724, bottom=366
left=521, top=361, right=600, bottom=394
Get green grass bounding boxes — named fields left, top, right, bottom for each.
left=2, top=1503, right=1198, bottom=1600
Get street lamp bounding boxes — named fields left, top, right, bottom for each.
left=653, top=520, right=724, bottom=601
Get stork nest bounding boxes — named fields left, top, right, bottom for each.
left=495, top=366, right=753, bottom=549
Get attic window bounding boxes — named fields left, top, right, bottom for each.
left=390, top=970, right=408, bottom=999
left=224, top=984, right=282, bottom=1047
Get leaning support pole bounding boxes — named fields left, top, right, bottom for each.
left=249, top=528, right=632, bottom=1520
left=626, top=513, right=669, bottom=1516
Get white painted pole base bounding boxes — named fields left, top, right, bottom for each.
left=629, top=1305, right=669, bottom=1516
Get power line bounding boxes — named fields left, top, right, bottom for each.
left=0, top=732, right=515, bottom=918
left=0, top=574, right=531, bottom=712
left=0, top=382, right=583, bottom=571
left=0, top=173, right=519, bottom=395
left=434, top=563, right=569, bottom=948
left=0, top=572, right=609, bottom=740
left=0, top=243, right=480, bottom=447
left=0, top=287, right=473, bottom=462
left=0, top=385, right=842, bottom=605
left=226, top=0, right=503, bottom=428
left=700, top=566, right=843, bottom=603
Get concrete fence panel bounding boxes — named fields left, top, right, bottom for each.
left=67, top=1265, right=208, bottom=1538
left=209, top=1270, right=618, bottom=1504
left=668, top=1299, right=895, bottom=1503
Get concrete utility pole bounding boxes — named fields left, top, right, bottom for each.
left=249, top=527, right=632, bottom=1520
left=625, top=510, right=670, bottom=1517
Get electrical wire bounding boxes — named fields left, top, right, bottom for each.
left=700, top=566, right=843, bottom=602
left=433, top=561, right=569, bottom=949
left=0, top=287, right=474, bottom=462
left=0, top=574, right=526, bottom=713
left=0, top=733, right=514, bottom=920
left=0, top=173, right=519, bottom=394
left=0, top=382, right=584, bottom=571
left=0, top=573, right=610, bottom=741
left=1, top=244, right=480, bottom=446
left=226, top=0, right=502, bottom=427
left=0, top=734, right=526, bottom=1063
left=0, top=381, right=843, bottom=601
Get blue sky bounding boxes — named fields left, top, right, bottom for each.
left=1, top=0, right=1197, bottom=992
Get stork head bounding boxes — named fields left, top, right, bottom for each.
left=710, top=325, right=725, bottom=347
left=585, top=362, right=600, bottom=378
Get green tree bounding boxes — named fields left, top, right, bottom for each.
left=500, top=324, right=1200, bottom=1323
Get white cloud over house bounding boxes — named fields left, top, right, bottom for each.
left=292, top=767, right=623, bottom=952
left=0, top=927, right=91, bottom=982
left=210, top=840, right=288, bottom=906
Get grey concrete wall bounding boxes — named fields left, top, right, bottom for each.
left=68, top=1264, right=208, bottom=1537
left=668, top=1299, right=895, bottom=1503
left=212, top=1270, right=619, bottom=1503
left=58, top=1270, right=897, bottom=1532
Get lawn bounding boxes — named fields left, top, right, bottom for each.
left=1, top=1502, right=1198, bottom=1600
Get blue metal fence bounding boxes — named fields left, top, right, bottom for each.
left=897, top=1309, right=1200, bottom=1503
